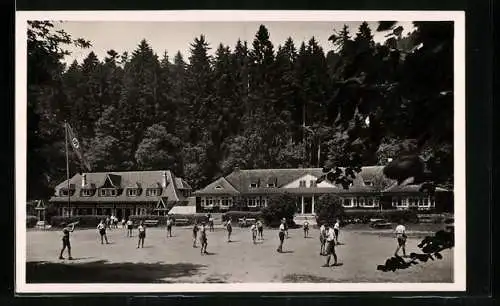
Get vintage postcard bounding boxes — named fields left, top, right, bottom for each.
left=15, top=10, right=465, bottom=293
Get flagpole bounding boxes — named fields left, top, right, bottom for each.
left=65, top=121, right=71, bottom=217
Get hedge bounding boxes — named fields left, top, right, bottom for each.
left=221, top=211, right=263, bottom=222
left=26, top=215, right=38, bottom=228
left=342, top=209, right=419, bottom=223
left=50, top=215, right=108, bottom=228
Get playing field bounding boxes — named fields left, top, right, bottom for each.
left=26, top=225, right=453, bottom=283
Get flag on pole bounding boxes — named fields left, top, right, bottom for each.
left=66, top=122, right=92, bottom=172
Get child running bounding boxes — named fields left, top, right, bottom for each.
left=192, top=222, right=199, bottom=247
left=303, top=218, right=310, bottom=238
left=166, top=217, right=173, bottom=238
left=126, top=218, right=133, bottom=237
left=256, top=219, right=264, bottom=240
left=200, top=222, right=208, bottom=255
left=276, top=219, right=286, bottom=253
left=319, top=223, right=327, bottom=255
left=137, top=221, right=146, bottom=248
left=250, top=222, right=258, bottom=244
left=283, top=218, right=289, bottom=238
left=225, top=219, right=233, bottom=242
left=58, top=222, right=76, bottom=260
left=97, top=219, right=109, bottom=244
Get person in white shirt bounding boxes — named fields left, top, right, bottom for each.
left=394, top=221, right=407, bottom=257
left=137, top=221, right=146, bottom=248
left=322, top=224, right=338, bottom=267
left=319, top=223, right=327, bottom=255
left=250, top=223, right=257, bottom=244
left=277, top=219, right=286, bottom=253
left=97, top=220, right=109, bottom=244
left=208, top=215, right=214, bottom=232
left=334, top=219, right=341, bottom=244
left=126, top=218, right=134, bottom=237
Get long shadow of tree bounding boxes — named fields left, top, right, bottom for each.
left=26, top=260, right=207, bottom=283
left=377, top=229, right=454, bottom=272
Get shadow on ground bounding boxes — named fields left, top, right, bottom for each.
left=26, top=260, right=207, bottom=283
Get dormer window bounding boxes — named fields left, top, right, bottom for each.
left=81, top=189, right=94, bottom=197
left=250, top=183, right=258, bottom=188
left=267, top=183, right=276, bottom=188
left=299, top=180, right=307, bottom=187
left=100, top=188, right=118, bottom=197
left=310, top=180, right=317, bottom=188
left=127, top=188, right=141, bottom=197
left=59, top=189, right=75, bottom=197
left=146, top=188, right=162, bottom=196
left=365, top=181, right=373, bottom=186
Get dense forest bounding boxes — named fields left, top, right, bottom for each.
left=27, top=21, right=454, bottom=199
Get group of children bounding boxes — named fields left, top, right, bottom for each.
left=58, top=216, right=408, bottom=268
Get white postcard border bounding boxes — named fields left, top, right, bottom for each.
left=15, top=10, right=466, bottom=293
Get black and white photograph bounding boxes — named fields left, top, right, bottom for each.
left=15, top=11, right=465, bottom=293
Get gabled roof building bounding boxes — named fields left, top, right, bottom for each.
left=49, top=170, right=192, bottom=218
left=194, top=166, right=452, bottom=214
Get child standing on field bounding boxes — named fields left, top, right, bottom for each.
left=166, top=217, right=173, bottom=238
left=58, top=222, right=76, bottom=260
left=97, top=219, right=109, bottom=244
left=137, top=221, right=146, bottom=248
left=250, top=222, right=258, bottom=244
left=200, top=223, right=208, bottom=255
left=225, top=219, right=233, bottom=242
left=319, top=223, right=327, bottom=255
left=303, top=218, right=309, bottom=238
left=192, top=222, right=199, bottom=247
left=126, top=218, right=133, bottom=237
left=256, top=219, right=264, bottom=240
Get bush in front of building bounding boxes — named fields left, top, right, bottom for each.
left=343, top=209, right=419, bottom=224
left=222, top=211, right=263, bottom=222
left=314, top=194, right=345, bottom=226
left=26, top=215, right=39, bottom=228
left=261, top=193, right=297, bottom=228
left=50, top=215, right=108, bottom=228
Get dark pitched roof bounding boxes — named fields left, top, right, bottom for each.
left=222, top=167, right=386, bottom=194
left=50, top=170, right=190, bottom=203
left=194, top=177, right=240, bottom=195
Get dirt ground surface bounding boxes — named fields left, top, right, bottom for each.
left=26, top=225, right=453, bottom=283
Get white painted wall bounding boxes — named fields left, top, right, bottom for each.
left=282, top=173, right=336, bottom=188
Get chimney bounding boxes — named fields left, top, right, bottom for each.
left=162, top=171, right=168, bottom=188
left=234, top=166, right=240, bottom=173
left=81, top=173, right=87, bottom=187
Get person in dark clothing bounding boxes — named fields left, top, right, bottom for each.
left=59, top=222, right=76, bottom=260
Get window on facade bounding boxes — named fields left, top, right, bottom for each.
left=146, top=188, right=162, bottom=196
left=261, top=197, right=268, bottom=207
left=127, top=188, right=140, bottom=196
left=205, top=197, right=214, bottom=206
left=81, top=189, right=94, bottom=197
left=214, top=185, right=223, bottom=189
left=365, top=198, right=375, bottom=207
left=250, top=183, right=258, bottom=188
left=220, top=197, right=232, bottom=207
left=310, top=180, right=317, bottom=188
left=99, top=188, right=117, bottom=197
left=247, top=197, right=257, bottom=207
left=182, top=190, right=191, bottom=198
left=358, top=197, right=365, bottom=207
left=299, top=180, right=307, bottom=187
left=343, top=198, right=353, bottom=207
left=200, top=197, right=206, bottom=207
left=267, top=183, right=276, bottom=188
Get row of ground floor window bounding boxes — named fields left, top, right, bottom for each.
left=198, top=194, right=439, bottom=214
left=57, top=205, right=154, bottom=219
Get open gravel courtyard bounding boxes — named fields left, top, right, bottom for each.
left=26, top=225, right=453, bottom=283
